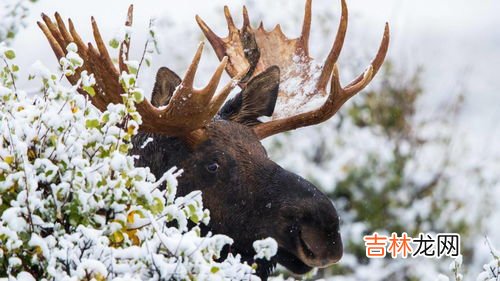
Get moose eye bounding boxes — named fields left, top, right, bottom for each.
left=206, top=162, right=219, bottom=173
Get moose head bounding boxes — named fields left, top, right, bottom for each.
left=38, top=0, right=389, bottom=279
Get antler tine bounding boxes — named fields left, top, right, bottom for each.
left=372, top=23, right=391, bottom=74
left=37, top=20, right=65, bottom=60
left=168, top=51, right=233, bottom=111
left=330, top=64, right=342, bottom=100
left=68, top=19, right=89, bottom=57
left=208, top=65, right=248, bottom=116
left=299, top=0, right=312, bottom=55
left=86, top=43, right=122, bottom=108
left=52, top=13, right=90, bottom=82
left=196, top=8, right=254, bottom=81
left=80, top=14, right=135, bottom=107
left=242, top=6, right=251, bottom=29
left=345, top=22, right=390, bottom=93
left=181, top=42, right=204, bottom=89
left=65, top=18, right=112, bottom=109
left=91, top=17, right=119, bottom=78
left=195, top=15, right=226, bottom=61
left=54, top=13, right=74, bottom=44
left=344, top=65, right=373, bottom=96
left=223, top=6, right=238, bottom=34
left=196, top=56, right=228, bottom=101
left=316, top=0, right=348, bottom=91
left=119, top=4, right=134, bottom=73
left=41, top=13, right=66, bottom=52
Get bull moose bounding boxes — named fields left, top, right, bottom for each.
left=38, top=0, right=389, bottom=279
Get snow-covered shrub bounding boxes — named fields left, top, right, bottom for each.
left=0, top=41, right=259, bottom=280
left=0, top=0, right=38, bottom=43
left=477, top=252, right=499, bottom=281
left=438, top=240, right=499, bottom=281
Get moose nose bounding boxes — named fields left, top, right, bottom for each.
left=299, top=224, right=343, bottom=267
left=272, top=166, right=343, bottom=267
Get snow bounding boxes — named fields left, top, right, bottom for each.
left=140, top=137, right=154, bottom=149
left=59, top=43, right=84, bottom=76
left=76, top=259, right=108, bottom=279
left=437, top=275, right=450, bottom=281
left=13, top=272, right=35, bottom=281
left=253, top=237, right=278, bottom=261
left=274, top=56, right=324, bottom=119
left=1, top=207, right=27, bottom=232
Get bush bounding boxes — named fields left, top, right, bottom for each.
left=0, top=0, right=38, bottom=43
left=0, top=43, right=259, bottom=280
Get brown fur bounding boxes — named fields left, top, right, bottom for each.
left=130, top=66, right=343, bottom=280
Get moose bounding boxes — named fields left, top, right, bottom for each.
left=38, top=0, right=389, bottom=279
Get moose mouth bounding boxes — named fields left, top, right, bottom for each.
left=275, top=235, right=321, bottom=275
left=276, top=247, right=313, bottom=275
left=276, top=230, right=341, bottom=275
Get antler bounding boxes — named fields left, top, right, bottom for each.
left=197, top=0, right=390, bottom=139
left=38, top=5, right=244, bottom=140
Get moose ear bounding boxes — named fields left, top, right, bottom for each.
left=219, top=66, right=280, bottom=126
left=151, top=67, right=182, bottom=107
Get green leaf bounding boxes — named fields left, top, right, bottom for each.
left=101, top=113, right=110, bottom=123
left=190, top=214, right=199, bottom=224
left=49, top=135, right=58, bottom=146
left=119, top=144, right=129, bottom=154
left=188, top=204, right=196, bottom=214
left=128, top=65, right=138, bottom=75
left=151, top=198, right=164, bottom=214
left=70, top=58, right=83, bottom=67
left=4, top=50, right=16, bottom=60
left=109, top=38, right=120, bottom=49
left=85, top=119, right=100, bottom=129
left=128, top=76, right=136, bottom=86
left=133, top=90, right=144, bottom=103
left=110, top=230, right=124, bottom=244
left=83, top=86, right=96, bottom=97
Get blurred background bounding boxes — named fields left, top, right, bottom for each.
left=2, top=0, right=499, bottom=280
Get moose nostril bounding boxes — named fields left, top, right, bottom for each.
left=298, top=232, right=315, bottom=258
left=299, top=224, right=343, bottom=266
